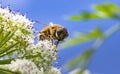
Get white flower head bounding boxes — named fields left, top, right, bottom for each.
left=0, top=6, right=35, bottom=58
left=0, top=6, right=61, bottom=74
left=27, top=40, right=58, bottom=71
left=6, top=59, right=43, bottom=74
left=48, top=67, right=61, bottom=74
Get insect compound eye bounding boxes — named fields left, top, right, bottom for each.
left=56, top=28, right=68, bottom=41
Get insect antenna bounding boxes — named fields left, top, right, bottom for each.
left=31, top=20, right=49, bottom=26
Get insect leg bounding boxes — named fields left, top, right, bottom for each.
left=55, top=40, right=60, bottom=47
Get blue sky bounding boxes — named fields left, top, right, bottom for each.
left=0, top=0, right=120, bottom=74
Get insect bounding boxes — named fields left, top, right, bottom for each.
left=35, top=21, right=69, bottom=46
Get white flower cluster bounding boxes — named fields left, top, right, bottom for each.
left=26, top=40, right=58, bottom=71
left=0, top=6, right=34, bottom=58
left=48, top=67, right=61, bottom=74
left=6, top=59, right=61, bottom=74
left=6, top=59, right=43, bottom=74
left=0, top=6, right=61, bottom=74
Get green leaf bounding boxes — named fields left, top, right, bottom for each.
left=70, top=12, right=100, bottom=20
left=64, top=28, right=103, bottom=47
left=65, top=49, right=94, bottom=69
left=70, top=15, right=82, bottom=21
left=70, top=3, right=120, bottom=21
left=94, top=3, right=120, bottom=13
left=94, top=3, right=120, bottom=18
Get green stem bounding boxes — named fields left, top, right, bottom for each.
left=93, top=24, right=120, bottom=49
left=0, top=42, right=19, bottom=55
left=79, top=24, right=120, bottom=74
left=0, top=67, right=16, bottom=74
left=0, top=30, right=17, bottom=49
left=0, top=59, right=14, bottom=64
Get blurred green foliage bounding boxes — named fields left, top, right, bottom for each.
left=64, top=3, right=120, bottom=74
left=64, top=27, right=103, bottom=47
left=70, top=3, right=120, bottom=21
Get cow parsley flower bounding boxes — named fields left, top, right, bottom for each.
left=5, top=59, right=61, bottom=74
left=26, top=40, right=58, bottom=71
left=0, top=6, right=35, bottom=58
left=6, top=59, right=43, bottom=74
left=48, top=67, right=61, bottom=74
left=0, top=6, right=61, bottom=74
